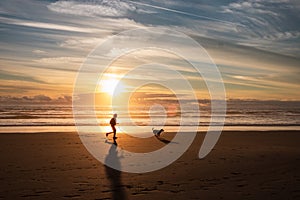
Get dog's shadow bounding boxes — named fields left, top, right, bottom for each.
left=152, top=128, right=178, bottom=144
left=154, top=135, right=172, bottom=144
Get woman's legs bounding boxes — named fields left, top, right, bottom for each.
left=112, top=126, right=116, bottom=138
left=106, top=125, right=117, bottom=137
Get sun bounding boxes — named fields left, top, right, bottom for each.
left=99, top=77, right=123, bottom=96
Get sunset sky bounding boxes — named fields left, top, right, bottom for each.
left=0, top=0, right=299, bottom=101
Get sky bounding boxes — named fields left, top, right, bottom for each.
left=0, top=0, right=299, bottom=101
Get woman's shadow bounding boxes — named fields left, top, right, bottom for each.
left=104, top=140, right=127, bottom=200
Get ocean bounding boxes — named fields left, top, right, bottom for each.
left=0, top=100, right=299, bottom=133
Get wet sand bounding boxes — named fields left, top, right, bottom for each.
left=0, top=130, right=300, bottom=199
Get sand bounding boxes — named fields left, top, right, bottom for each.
left=0, top=130, right=300, bottom=200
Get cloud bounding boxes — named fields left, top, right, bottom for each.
left=227, top=74, right=299, bottom=89
left=32, top=49, right=46, bottom=54
left=0, top=70, right=47, bottom=84
left=217, top=0, right=300, bottom=57
left=34, top=57, right=84, bottom=64
left=105, top=47, right=133, bottom=57
left=128, top=0, right=242, bottom=27
left=263, top=31, right=300, bottom=41
left=47, top=0, right=136, bottom=17
left=0, top=16, right=99, bottom=33
left=0, top=0, right=299, bottom=100
left=222, top=1, right=279, bottom=16
left=0, top=95, right=72, bottom=104
left=31, top=94, right=51, bottom=101
left=60, top=37, right=104, bottom=49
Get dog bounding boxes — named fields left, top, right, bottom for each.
left=152, top=128, right=164, bottom=137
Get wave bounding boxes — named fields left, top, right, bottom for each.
left=1, top=102, right=300, bottom=128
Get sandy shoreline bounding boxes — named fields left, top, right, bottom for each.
left=0, top=130, right=300, bottom=199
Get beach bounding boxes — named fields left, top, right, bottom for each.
left=1, top=130, right=299, bottom=200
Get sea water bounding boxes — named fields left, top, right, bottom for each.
left=0, top=100, right=299, bottom=133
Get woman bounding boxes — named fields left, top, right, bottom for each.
left=106, top=113, right=118, bottom=139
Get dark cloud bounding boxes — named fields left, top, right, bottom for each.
left=0, top=95, right=72, bottom=104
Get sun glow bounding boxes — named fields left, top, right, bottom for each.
left=98, top=75, right=124, bottom=96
